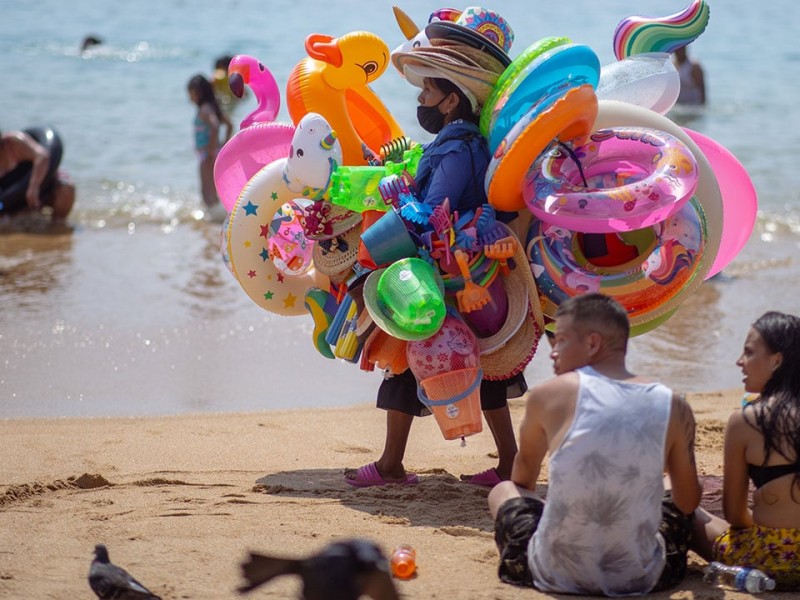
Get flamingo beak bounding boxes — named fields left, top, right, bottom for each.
left=228, top=72, right=245, bottom=98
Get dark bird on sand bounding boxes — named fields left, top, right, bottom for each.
left=238, top=538, right=400, bottom=600
left=88, top=544, right=162, bottom=599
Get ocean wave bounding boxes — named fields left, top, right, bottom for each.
left=14, top=40, right=198, bottom=63
left=66, top=182, right=800, bottom=242
left=71, top=180, right=212, bottom=230
left=756, top=208, right=800, bottom=238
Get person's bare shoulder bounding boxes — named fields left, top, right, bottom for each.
left=669, top=391, right=694, bottom=425
left=525, top=372, right=580, bottom=410
left=531, top=371, right=579, bottom=394
left=7, top=130, right=34, bottom=144
left=726, top=402, right=759, bottom=441
left=5, top=131, right=44, bottom=158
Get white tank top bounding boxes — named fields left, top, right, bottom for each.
left=528, top=366, right=672, bottom=596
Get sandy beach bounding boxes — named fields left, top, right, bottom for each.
left=1, top=2, right=796, bottom=596
left=0, top=388, right=759, bottom=599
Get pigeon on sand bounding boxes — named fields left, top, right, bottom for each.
left=88, top=544, right=162, bottom=599
left=238, top=538, right=400, bottom=600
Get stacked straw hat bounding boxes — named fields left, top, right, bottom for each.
left=311, top=225, right=361, bottom=280
left=300, top=199, right=362, bottom=242
left=392, top=6, right=515, bottom=114
left=473, top=223, right=545, bottom=380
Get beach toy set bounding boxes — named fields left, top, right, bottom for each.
left=217, top=0, right=756, bottom=439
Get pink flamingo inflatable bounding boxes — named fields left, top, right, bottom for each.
left=227, top=55, right=281, bottom=129
left=214, top=55, right=295, bottom=212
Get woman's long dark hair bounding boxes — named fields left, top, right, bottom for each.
left=432, top=78, right=479, bottom=125
left=746, top=311, right=800, bottom=494
left=187, top=74, right=224, bottom=122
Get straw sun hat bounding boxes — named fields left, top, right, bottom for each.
left=470, top=223, right=545, bottom=380
left=391, top=7, right=514, bottom=113
left=300, top=199, right=362, bottom=242
left=311, top=224, right=361, bottom=278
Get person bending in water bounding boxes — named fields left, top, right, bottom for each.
left=0, top=128, right=75, bottom=225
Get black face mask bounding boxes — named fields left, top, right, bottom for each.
left=416, top=96, right=447, bottom=134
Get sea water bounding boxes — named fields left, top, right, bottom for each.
left=1, top=0, right=798, bottom=417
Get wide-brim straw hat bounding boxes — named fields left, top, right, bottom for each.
left=312, top=225, right=360, bottom=278
left=392, top=44, right=502, bottom=113
left=475, top=223, right=545, bottom=380
left=428, top=38, right=507, bottom=73
left=301, top=200, right=362, bottom=242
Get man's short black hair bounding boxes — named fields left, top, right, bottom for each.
left=555, top=293, right=630, bottom=350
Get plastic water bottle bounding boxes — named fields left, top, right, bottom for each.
left=390, top=544, right=416, bottom=579
left=704, top=561, right=776, bottom=593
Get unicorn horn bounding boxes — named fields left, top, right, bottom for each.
left=393, top=6, right=420, bottom=41
left=320, top=130, right=338, bottom=150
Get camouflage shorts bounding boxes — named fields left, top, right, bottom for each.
left=493, top=493, right=693, bottom=590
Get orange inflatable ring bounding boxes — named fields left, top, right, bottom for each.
left=486, top=84, right=598, bottom=212
left=287, top=31, right=405, bottom=166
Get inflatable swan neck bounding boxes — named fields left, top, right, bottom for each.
left=306, top=34, right=343, bottom=67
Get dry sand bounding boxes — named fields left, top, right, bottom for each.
left=0, top=389, right=756, bottom=599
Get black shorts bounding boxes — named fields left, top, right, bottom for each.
left=493, top=493, right=693, bottom=590
left=0, top=174, right=63, bottom=215
left=376, top=369, right=527, bottom=417
left=494, top=496, right=544, bottom=587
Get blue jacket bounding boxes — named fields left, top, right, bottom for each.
left=414, top=120, right=489, bottom=215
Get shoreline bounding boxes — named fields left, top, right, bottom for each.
left=0, top=389, right=748, bottom=599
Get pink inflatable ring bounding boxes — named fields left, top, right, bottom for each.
left=523, top=127, right=698, bottom=233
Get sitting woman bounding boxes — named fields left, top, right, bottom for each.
left=693, top=311, right=800, bottom=589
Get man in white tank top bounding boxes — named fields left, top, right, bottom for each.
left=489, top=293, right=701, bottom=596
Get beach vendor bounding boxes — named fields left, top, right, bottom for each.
left=0, top=127, right=75, bottom=225
left=489, top=293, right=702, bottom=594
left=692, top=311, right=800, bottom=590
left=345, top=7, right=535, bottom=489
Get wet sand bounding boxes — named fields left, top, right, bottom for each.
left=0, top=214, right=796, bottom=418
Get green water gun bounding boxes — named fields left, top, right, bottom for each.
left=327, top=142, right=422, bottom=213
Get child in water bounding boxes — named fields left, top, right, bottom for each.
left=187, top=74, right=232, bottom=210
left=211, top=55, right=245, bottom=118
